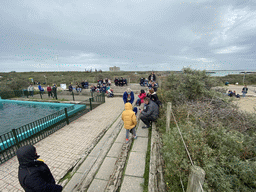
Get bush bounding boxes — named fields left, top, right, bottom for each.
left=157, top=68, right=256, bottom=191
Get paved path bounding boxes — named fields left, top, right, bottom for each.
left=0, top=97, right=124, bottom=192
left=62, top=100, right=149, bottom=192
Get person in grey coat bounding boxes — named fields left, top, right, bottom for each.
left=139, top=97, right=159, bottom=128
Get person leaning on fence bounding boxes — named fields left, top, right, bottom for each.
left=16, top=145, right=63, bottom=192
left=139, top=97, right=159, bottom=129
left=122, top=102, right=137, bottom=144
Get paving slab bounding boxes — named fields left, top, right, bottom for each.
left=115, top=128, right=126, bottom=143
left=88, top=136, right=109, bottom=157
left=87, top=179, right=108, bottom=192
left=120, top=176, right=144, bottom=192
left=107, top=142, right=123, bottom=158
left=95, top=157, right=117, bottom=180
left=125, top=152, right=146, bottom=178
left=62, top=172, right=83, bottom=192
left=132, top=137, right=148, bottom=153
left=136, top=126, right=148, bottom=137
left=76, top=156, right=96, bottom=174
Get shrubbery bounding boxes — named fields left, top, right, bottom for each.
left=157, top=68, right=256, bottom=191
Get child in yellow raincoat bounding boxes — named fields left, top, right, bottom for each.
left=122, top=102, right=137, bottom=143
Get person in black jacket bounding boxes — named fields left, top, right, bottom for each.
left=16, top=145, right=62, bottom=192
left=148, top=72, right=156, bottom=82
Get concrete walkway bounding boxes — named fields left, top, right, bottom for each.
left=62, top=100, right=149, bottom=192
left=0, top=97, right=124, bottom=192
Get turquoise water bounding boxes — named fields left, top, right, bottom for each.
left=0, top=102, right=67, bottom=135
left=207, top=70, right=256, bottom=77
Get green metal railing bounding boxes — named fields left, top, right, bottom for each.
left=0, top=91, right=106, bottom=164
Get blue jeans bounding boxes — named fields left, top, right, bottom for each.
left=126, top=127, right=136, bottom=139
left=242, top=92, right=246, bottom=97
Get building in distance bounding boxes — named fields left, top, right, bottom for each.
left=109, top=66, right=120, bottom=71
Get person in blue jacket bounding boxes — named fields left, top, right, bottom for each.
left=123, top=88, right=134, bottom=104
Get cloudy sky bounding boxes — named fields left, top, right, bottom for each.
left=1, top=0, right=256, bottom=72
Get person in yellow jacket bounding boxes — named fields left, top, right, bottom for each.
left=122, top=102, right=137, bottom=143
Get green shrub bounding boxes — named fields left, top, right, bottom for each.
left=157, top=68, right=256, bottom=191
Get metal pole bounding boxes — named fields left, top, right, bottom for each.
left=12, top=129, right=20, bottom=148
left=89, top=98, right=92, bottom=110
left=72, top=91, right=75, bottom=101
left=64, top=108, right=69, bottom=125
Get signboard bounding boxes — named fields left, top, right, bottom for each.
left=60, top=84, right=67, bottom=90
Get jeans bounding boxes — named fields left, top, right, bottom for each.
left=126, top=127, right=136, bottom=139
left=140, top=115, right=157, bottom=127
left=242, top=92, right=246, bottom=97
left=136, top=98, right=141, bottom=105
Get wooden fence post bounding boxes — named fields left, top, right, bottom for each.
left=166, top=102, right=172, bottom=134
left=186, top=165, right=205, bottom=192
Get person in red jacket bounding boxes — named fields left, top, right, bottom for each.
left=47, top=85, right=52, bottom=98
left=136, top=89, right=146, bottom=106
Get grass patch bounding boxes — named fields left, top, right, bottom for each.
left=143, top=126, right=152, bottom=192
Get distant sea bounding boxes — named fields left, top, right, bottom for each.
left=206, top=70, right=256, bottom=77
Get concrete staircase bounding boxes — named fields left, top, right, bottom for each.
left=62, top=96, right=149, bottom=192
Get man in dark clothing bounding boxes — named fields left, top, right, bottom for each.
left=139, top=97, right=159, bottom=129
left=148, top=72, right=156, bottom=82
left=16, top=145, right=62, bottom=192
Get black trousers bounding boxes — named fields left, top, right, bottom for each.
left=140, top=115, right=156, bottom=127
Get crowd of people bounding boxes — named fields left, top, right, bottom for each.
left=114, top=77, right=127, bottom=86
left=227, top=85, right=248, bottom=98
left=122, top=72, right=160, bottom=143
left=68, top=80, right=89, bottom=93
left=90, top=78, right=114, bottom=97
left=139, top=72, right=158, bottom=91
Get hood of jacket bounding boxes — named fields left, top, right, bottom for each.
left=125, top=102, right=133, bottom=110
left=16, top=145, right=40, bottom=167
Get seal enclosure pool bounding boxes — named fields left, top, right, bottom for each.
left=0, top=99, right=88, bottom=164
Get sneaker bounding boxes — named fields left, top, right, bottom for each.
left=133, top=135, right=137, bottom=139
left=126, top=138, right=129, bottom=143
left=142, top=126, right=149, bottom=129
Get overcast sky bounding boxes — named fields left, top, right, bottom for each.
left=1, top=0, right=256, bottom=72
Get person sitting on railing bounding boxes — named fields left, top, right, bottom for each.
left=16, top=145, right=63, bottom=192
